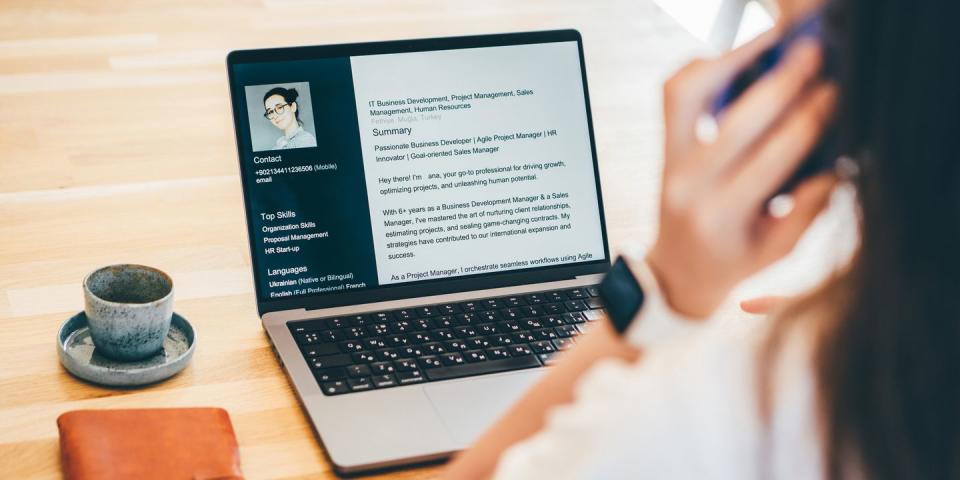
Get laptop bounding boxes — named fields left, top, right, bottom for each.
left=226, top=29, right=611, bottom=473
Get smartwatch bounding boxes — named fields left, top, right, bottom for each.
left=598, top=254, right=703, bottom=347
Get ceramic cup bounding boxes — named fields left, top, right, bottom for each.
left=83, top=264, right=174, bottom=361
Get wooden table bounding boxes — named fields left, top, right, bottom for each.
left=0, top=1, right=704, bottom=478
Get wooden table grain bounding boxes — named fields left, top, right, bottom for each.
left=0, top=1, right=705, bottom=478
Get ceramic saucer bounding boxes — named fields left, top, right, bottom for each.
left=57, top=312, right=196, bottom=387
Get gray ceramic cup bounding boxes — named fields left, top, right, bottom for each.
left=83, top=264, right=174, bottom=361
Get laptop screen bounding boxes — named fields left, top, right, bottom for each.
left=228, top=31, right=609, bottom=309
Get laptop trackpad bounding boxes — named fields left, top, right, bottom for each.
left=425, top=369, right=544, bottom=447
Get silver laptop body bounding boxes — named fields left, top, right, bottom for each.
left=227, top=29, right=611, bottom=473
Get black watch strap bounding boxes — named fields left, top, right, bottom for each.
left=598, top=256, right=646, bottom=334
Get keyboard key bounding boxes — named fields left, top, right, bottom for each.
left=345, top=314, right=369, bottom=326
left=372, top=311, right=393, bottom=322
left=394, top=358, right=419, bottom=372
left=539, top=352, right=561, bottom=366
left=295, top=332, right=322, bottom=345
left=432, top=316, right=456, bottom=328
left=587, top=297, right=604, bottom=310
left=320, top=330, right=341, bottom=342
left=327, top=318, right=348, bottom=329
left=556, top=325, right=579, bottom=338
left=482, top=298, right=503, bottom=309
left=500, top=308, right=525, bottom=320
left=397, top=370, right=426, bottom=384
left=546, top=291, right=565, bottom=303
left=346, top=364, right=371, bottom=377
left=478, top=310, right=501, bottom=323
left=512, top=332, right=537, bottom=343
left=434, top=328, right=455, bottom=340
left=425, top=355, right=541, bottom=382
left=414, top=319, right=432, bottom=331
left=524, top=293, right=545, bottom=305
left=417, top=306, right=438, bottom=317
left=542, top=315, right=566, bottom=327
left=523, top=305, right=546, bottom=317
left=454, top=326, right=478, bottom=338
left=321, top=380, right=349, bottom=395
left=300, top=343, right=339, bottom=357
left=385, top=334, right=409, bottom=347
left=465, top=336, right=491, bottom=349
left=491, top=334, right=514, bottom=346
left=398, top=345, right=427, bottom=358
left=463, top=350, right=488, bottom=363
left=423, top=343, right=447, bottom=355
left=291, top=318, right=327, bottom=333
left=391, top=320, right=415, bottom=333
left=409, top=332, right=434, bottom=344
left=553, top=338, right=576, bottom=351
left=521, top=318, right=544, bottom=330
left=419, top=356, right=443, bottom=369
left=310, top=354, right=352, bottom=369
left=486, top=347, right=511, bottom=360
left=477, top=324, right=498, bottom=335
left=509, top=344, right=533, bottom=356
left=584, top=310, right=605, bottom=322
left=544, top=303, right=566, bottom=315
left=565, top=300, right=589, bottom=311
left=439, top=304, right=460, bottom=315
left=534, top=328, right=558, bottom=340
left=586, top=286, right=601, bottom=297
left=459, top=301, right=480, bottom=312
left=395, top=309, right=418, bottom=320
left=372, top=374, right=398, bottom=388
left=499, top=320, right=521, bottom=332
left=441, top=352, right=466, bottom=366
left=364, top=337, right=387, bottom=350
left=314, top=367, right=347, bottom=382
left=344, top=326, right=367, bottom=339
left=444, top=339, right=469, bottom=351
left=376, top=348, right=400, bottom=361
left=530, top=340, right=556, bottom=354
left=370, top=361, right=396, bottom=374
left=348, top=377, right=373, bottom=391
left=369, top=323, right=390, bottom=336
left=353, top=351, right=377, bottom=363
left=565, top=312, right=587, bottom=324
left=566, top=288, right=588, bottom=299
left=339, top=340, right=365, bottom=352
left=503, top=296, right=526, bottom=307
left=455, top=312, right=478, bottom=325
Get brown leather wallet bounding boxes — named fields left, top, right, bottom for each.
left=57, top=408, right=243, bottom=480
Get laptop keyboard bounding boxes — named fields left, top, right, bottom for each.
left=288, top=286, right=605, bottom=395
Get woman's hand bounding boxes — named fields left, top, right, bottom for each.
left=647, top=33, right=838, bottom=318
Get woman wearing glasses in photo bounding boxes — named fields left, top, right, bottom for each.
left=447, top=0, right=960, bottom=478
left=262, top=86, right=317, bottom=150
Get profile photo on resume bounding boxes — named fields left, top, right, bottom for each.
left=244, top=82, right=318, bottom=152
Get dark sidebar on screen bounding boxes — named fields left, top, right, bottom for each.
left=232, top=57, right=378, bottom=301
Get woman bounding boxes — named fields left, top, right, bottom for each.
left=446, top=0, right=960, bottom=478
left=262, top=86, right=317, bottom=150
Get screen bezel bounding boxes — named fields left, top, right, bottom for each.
left=226, top=29, right=611, bottom=315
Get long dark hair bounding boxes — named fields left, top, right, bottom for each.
left=769, top=1, right=960, bottom=478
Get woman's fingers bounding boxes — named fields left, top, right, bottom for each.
left=663, top=30, right=780, bottom=156
left=757, top=173, right=838, bottom=265
left=740, top=296, right=787, bottom=314
left=706, top=41, right=824, bottom=177
left=725, top=82, right=837, bottom=209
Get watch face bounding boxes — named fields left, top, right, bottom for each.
left=598, top=257, right=645, bottom=333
